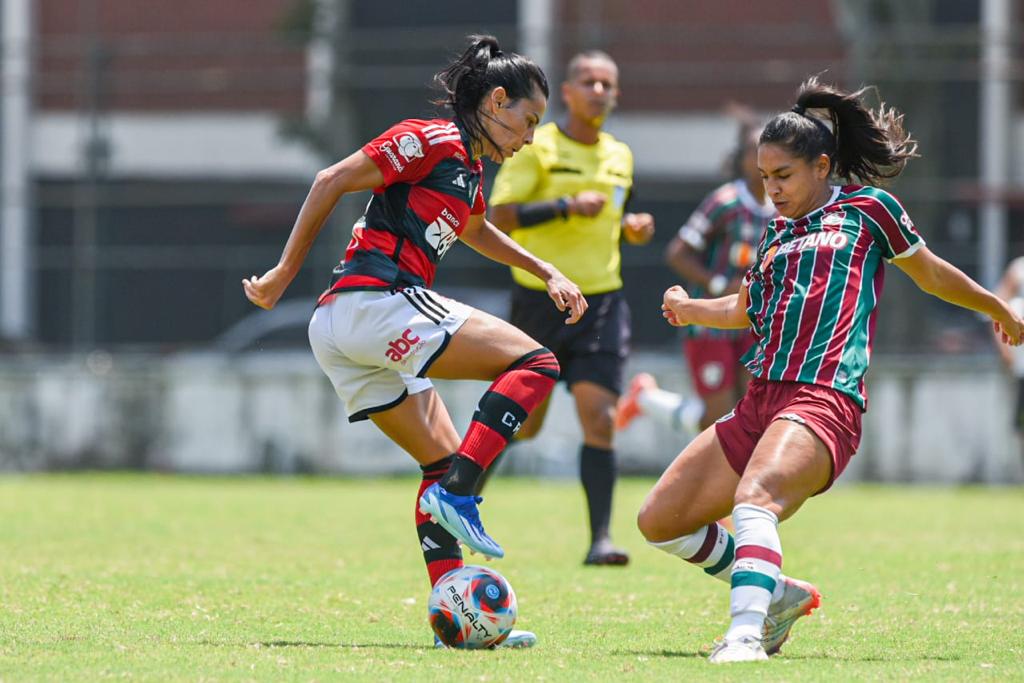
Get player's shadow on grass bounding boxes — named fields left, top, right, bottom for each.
left=198, top=640, right=432, bottom=651
left=619, top=649, right=962, bottom=662
left=781, top=652, right=964, bottom=662
left=614, top=649, right=704, bottom=659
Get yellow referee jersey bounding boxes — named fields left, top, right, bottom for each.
left=489, top=122, right=634, bottom=294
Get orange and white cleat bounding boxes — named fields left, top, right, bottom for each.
left=762, top=577, right=821, bottom=655
left=615, top=372, right=657, bottom=430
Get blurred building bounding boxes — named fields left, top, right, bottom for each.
left=1, top=0, right=1023, bottom=351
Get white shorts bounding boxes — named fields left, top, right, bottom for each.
left=307, top=286, right=473, bottom=422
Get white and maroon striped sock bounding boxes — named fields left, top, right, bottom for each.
left=647, top=522, right=735, bottom=582
left=726, top=503, right=783, bottom=642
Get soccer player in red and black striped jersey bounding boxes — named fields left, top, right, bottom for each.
left=636, top=77, right=1024, bottom=664
left=243, top=36, right=588, bottom=649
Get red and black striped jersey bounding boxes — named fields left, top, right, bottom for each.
left=318, top=118, right=485, bottom=304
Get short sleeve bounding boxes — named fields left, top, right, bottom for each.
left=856, top=188, right=924, bottom=261
left=361, top=120, right=441, bottom=186
left=488, top=145, right=542, bottom=205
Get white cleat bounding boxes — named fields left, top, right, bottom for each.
left=763, top=577, right=821, bottom=655
left=495, top=629, right=537, bottom=649
left=708, top=635, right=769, bottom=664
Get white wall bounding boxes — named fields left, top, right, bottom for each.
left=0, top=350, right=1021, bottom=484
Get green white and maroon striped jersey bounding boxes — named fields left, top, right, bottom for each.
left=741, top=185, right=924, bottom=409
left=678, top=179, right=775, bottom=339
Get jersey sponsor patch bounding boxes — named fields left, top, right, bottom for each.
left=821, top=210, right=846, bottom=226
left=776, top=231, right=849, bottom=256
left=379, top=140, right=404, bottom=173
left=759, top=245, right=779, bottom=273
left=394, top=132, right=424, bottom=161
left=426, top=214, right=458, bottom=258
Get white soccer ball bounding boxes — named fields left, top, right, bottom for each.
left=428, top=565, right=518, bottom=649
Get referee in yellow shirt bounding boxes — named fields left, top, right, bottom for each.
left=486, top=51, right=655, bottom=566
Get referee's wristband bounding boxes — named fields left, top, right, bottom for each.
left=707, top=274, right=728, bottom=297
left=516, top=197, right=572, bottom=227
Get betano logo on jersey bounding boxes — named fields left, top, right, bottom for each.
left=776, top=230, right=850, bottom=256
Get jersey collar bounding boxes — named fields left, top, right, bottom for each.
left=453, top=119, right=478, bottom=163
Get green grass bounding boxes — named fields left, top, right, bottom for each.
left=0, top=475, right=1022, bottom=681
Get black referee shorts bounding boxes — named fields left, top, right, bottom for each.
left=509, top=285, right=631, bottom=396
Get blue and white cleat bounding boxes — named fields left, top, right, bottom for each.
left=418, top=482, right=505, bottom=560
left=434, top=629, right=537, bottom=649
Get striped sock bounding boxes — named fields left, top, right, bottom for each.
left=456, top=349, right=559, bottom=470
left=416, top=456, right=462, bottom=586
left=726, top=503, right=782, bottom=642
left=647, top=522, right=735, bottom=582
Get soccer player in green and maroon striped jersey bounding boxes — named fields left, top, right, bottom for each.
left=635, top=77, right=1024, bottom=664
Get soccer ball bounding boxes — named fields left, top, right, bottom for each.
left=428, top=565, right=517, bottom=649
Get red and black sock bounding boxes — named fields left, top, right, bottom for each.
left=441, top=348, right=559, bottom=495
left=417, top=455, right=462, bottom=586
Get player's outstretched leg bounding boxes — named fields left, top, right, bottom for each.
left=615, top=372, right=704, bottom=434
left=762, top=576, right=821, bottom=655
left=422, top=348, right=560, bottom=559
left=614, top=372, right=655, bottom=430
left=709, top=503, right=781, bottom=664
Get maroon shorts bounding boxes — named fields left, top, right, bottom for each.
left=714, top=378, right=863, bottom=493
left=683, top=332, right=755, bottom=397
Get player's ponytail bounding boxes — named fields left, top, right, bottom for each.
left=434, top=35, right=549, bottom=157
left=760, top=76, right=918, bottom=186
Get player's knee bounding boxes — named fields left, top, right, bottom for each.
left=508, top=347, right=559, bottom=377
left=733, top=477, right=775, bottom=510
left=637, top=498, right=695, bottom=543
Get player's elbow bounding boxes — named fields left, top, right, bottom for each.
left=489, top=204, right=518, bottom=233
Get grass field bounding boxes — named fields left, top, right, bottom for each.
left=0, top=475, right=1022, bottom=681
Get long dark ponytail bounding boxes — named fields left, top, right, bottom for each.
left=760, top=76, right=918, bottom=185
left=433, top=35, right=549, bottom=156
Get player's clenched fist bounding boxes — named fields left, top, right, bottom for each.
left=662, top=285, right=690, bottom=327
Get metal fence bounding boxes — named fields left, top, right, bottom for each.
left=1, top=0, right=1023, bottom=354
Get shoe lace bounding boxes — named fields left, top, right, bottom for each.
left=451, top=494, right=485, bottom=526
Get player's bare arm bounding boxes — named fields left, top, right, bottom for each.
left=243, top=151, right=384, bottom=310
left=460, top=214, right=588, bottom=323
left=895, top=246, right=1024, bottom=345
left=661, top=283, right=750, bottom=329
